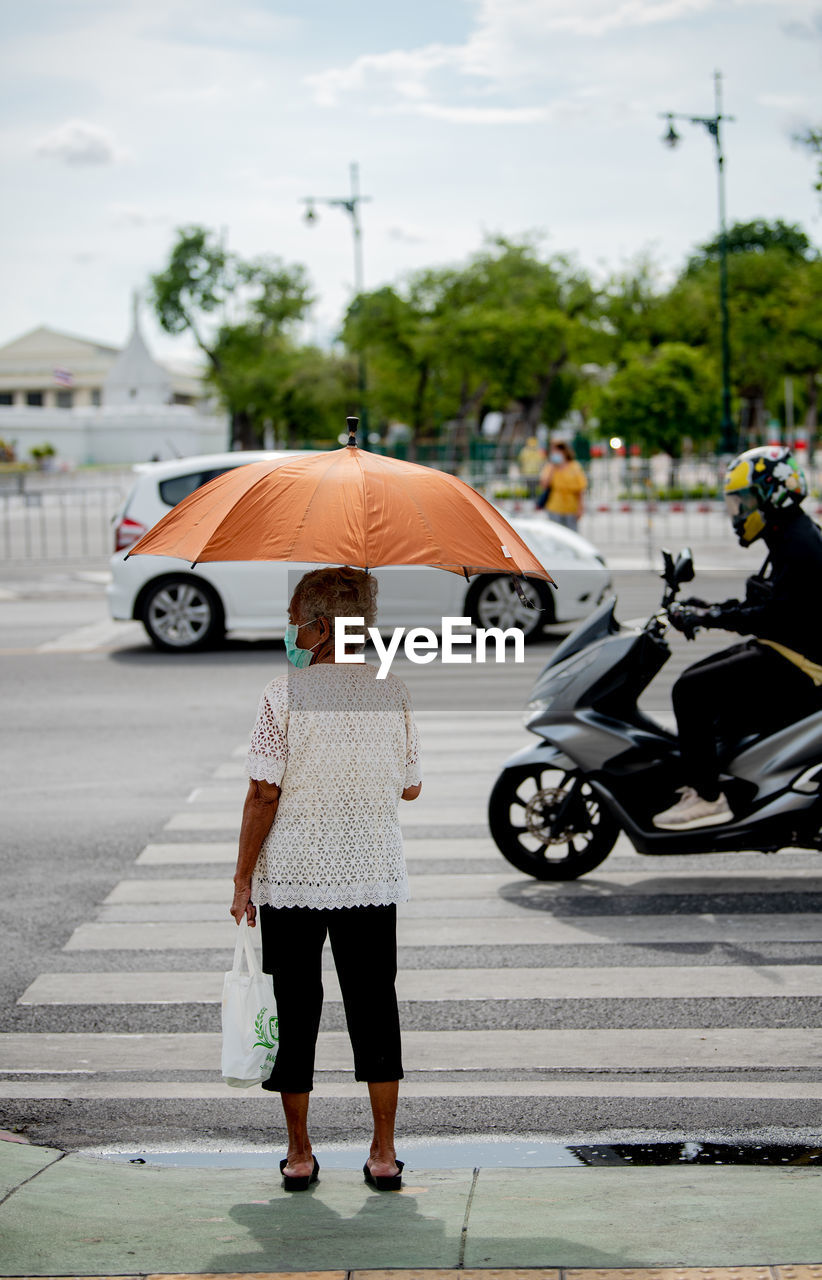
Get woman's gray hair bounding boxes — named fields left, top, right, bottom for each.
left=291, top=566, right=378, bottom=630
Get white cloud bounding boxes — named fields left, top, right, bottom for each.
left=306, top=44, right=463, bottom=109
left=142, top=5, right=300, bottom=51
left=757, top=91, right=814, bottom=110
left=305, top=0, right=788, bottom=121
left=782, top=8, right=822, bottom=39
left=414, top=103, right=550, bottom=123
left=387, top=225, right=427, bottom=244
left=107, top=204, right=167, bottom=229
left=149, top=83, right=233, bottom=106
left=36, top=119, right=124, bottom=166
left=493, top=0, right=716, bottom=39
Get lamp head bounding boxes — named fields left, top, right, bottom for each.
left=662, top=117, right=681, bottom=148
left=303, top=202, right=317, bottom=225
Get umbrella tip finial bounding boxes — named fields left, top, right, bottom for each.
left=346, top=416, right=359, bottom=447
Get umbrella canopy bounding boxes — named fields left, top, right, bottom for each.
left=127, top=441, right=555, bottom=584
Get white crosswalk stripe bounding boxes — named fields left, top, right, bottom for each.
left=19, top=965, right=822, bottom=1005
left=36, top=619, right=143, bottom=652
left=3, top=1080, right=821, bottom=1101
left=3, top=713, right=822, bottom=1124
left=2, top=1027, right=821, bottom=1072
left=59, top=913, right=822, bottom=950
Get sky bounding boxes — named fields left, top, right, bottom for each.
left=1, top=0, right=820, bottom=364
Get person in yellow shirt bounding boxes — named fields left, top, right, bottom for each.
left=517, top=436, right=546, bottom=498
left=537, top=441, right=587, bottom=530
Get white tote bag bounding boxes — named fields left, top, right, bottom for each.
left=221, top=917, right=278, bottom=1088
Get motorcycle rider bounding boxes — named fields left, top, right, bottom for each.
left=653, top=445, right=822, bottom=831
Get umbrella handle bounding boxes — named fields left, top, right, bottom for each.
left=512, top=576, right=537, bottom=609
left=346, top=416, right=359, bottom=447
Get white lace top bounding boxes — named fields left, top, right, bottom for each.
left=246, top=663, right=421, bottom=909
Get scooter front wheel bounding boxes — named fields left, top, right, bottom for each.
left=488, top=763, right=619, bottom=880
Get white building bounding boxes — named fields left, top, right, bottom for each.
left=0, top=301, right=228, bottom=466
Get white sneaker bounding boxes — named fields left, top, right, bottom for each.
left=653, top=786, right=732, bottom=830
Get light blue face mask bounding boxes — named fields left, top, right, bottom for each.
left=284, top=616, right=322, bottom=668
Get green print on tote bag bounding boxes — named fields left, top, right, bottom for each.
left=253, top=1006, right=280, bottom=1069
left=221, top=917, right=279, bottom=1087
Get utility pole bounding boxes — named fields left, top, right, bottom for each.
left=302, top=163, right=372, bottom=448
left=661, top=71, right=736, bottom=456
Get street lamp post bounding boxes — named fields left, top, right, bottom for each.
left=661, top=71, right=736, bottom=456
left=302, top=162, right=372, bottom=447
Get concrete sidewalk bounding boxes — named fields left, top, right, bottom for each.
left=2, top=1137, right=820, bottom=1276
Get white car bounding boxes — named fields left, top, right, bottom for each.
left=107, top=452, right=611, bottom=652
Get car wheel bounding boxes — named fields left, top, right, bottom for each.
left=465, top=575, right=552, bottom=642
left=141, top=576, right=225, bottom=652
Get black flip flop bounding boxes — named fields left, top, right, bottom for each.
left=363, top=1158, right=404, bottom=1190
left=280, top=1154, right=319, bottom=1191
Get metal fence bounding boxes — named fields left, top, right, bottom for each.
left=2, top=454, right=820, bottom=566
left=0, top=473, right=127, bottom=561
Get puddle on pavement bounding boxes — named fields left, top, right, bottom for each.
left=89, top=1137, right=822, bottom=1170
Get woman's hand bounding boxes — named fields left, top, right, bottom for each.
left=230, top=883, right=257, bottom=927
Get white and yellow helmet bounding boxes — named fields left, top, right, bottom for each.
left=723, top=445, right=807, bottom=546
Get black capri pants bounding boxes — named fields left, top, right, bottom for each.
left=672, top=639, right=822, bottom=799
left=259, top=902, right=403, bottom=1094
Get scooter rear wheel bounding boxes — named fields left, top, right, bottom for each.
left=488, top=763, right=619, bottom=880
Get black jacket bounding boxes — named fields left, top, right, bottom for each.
left=703, top=507, right=822, bottom=663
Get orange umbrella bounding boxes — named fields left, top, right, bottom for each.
left=128, top=424, right=554, bottom=587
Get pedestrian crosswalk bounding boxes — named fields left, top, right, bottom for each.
left=19, top=965, right=822, bottom=1004
left=3, top=710, right=822, bottom=1132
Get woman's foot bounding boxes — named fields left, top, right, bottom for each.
left=280, top=1153, right=319, bottom=1191
left=282, top=1150, right=315, bottom=1179
left=364, top=1152, right=404, bottom=1189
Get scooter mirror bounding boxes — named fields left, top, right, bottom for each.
left=661, top=548, right=676, bottom=587
left=674, top=548, right=694, bottom=584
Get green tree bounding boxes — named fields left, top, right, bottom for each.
left=342, top=284, right=440, bottom=453
left=150, top=226, right=313, bottom=448
left=344, top=237, right=601, bottom=458
left=600, top=253, right=670, bottom=355
left=655, top=222, right=821, bottom=440
left=686, top=219, right=813, bottom=272
left=277, top=346, right=358, bottom=446
left=595, top=343, right=719, bottom=456
left=781, top=258, right=822, bottom=438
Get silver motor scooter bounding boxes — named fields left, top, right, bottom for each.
left=488, top=548, right=822, bottom=880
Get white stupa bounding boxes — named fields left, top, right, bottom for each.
left=103, top=292, right=173, bottom=408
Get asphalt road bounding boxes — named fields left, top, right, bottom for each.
left=1, top=558, right=821, bottom=1153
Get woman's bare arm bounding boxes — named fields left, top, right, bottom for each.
left=230, top=778, right=281, bottom=925
left=401, top=783, right=422, bottom=801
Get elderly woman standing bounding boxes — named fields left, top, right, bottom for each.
left=230, top=566, right=421, bottom=1192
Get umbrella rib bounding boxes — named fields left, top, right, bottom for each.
left=282, top=449, right=369, bottom=568
left=398, top=476, right=456, bottom=570
left=400, top=474, right=516, bottom=575
left=352, top=449, right=369, bottom=567
left=195, top=459, right=308, bottom=561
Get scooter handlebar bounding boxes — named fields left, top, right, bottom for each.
left=666, top=603, right=705, bottom=641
